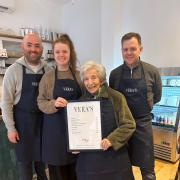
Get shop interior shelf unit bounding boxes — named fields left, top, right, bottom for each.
left=0, top=33, right=52, bottom=43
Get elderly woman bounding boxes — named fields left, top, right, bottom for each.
left=76, top=61, right=136, bottom=180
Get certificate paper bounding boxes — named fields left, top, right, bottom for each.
left=66, top=100, right=102, bottom=151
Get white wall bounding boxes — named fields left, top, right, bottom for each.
left=0, top=0, right=63, bottom=34
left=120, top=0, right=180, bottom=68
left=101, top=0, right=123, bottom=78
left=62, top=0, right=101, bottom=67
left=1, top=0, right=180, bottom=71
left=101, top=0, right=180, bottom=74
left=62, top=0, right=180, bottom=80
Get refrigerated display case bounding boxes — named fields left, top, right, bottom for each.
left=152, top=67, right=180, bottom=162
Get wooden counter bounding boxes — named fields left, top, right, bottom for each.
left=133, top=158, right=179, bottom=180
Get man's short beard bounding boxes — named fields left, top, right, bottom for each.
left=25, top=53, right=42, bottom=65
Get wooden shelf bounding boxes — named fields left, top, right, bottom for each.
left=0, top=33, right=22, bottom=39
left=7, top=55, right=21, bottom=59
left=0, top=33, right=52, bottom=44
left=7, top=51, right=23, bottom=59
left=0, top=68, right=7, bottom=75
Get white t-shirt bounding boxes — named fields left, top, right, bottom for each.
left=27, top=62, right=42, bottom=73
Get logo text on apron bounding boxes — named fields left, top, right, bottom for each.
left=125, top=88, right=138, bottom=93
left=63, top=87, right=74, bottom=92
left=32, top=82, right=39, bottom=87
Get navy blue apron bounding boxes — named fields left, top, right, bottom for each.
left=76, top=98, right=134, bottom=180
left=42, top=68, right=82, bottom=166
left=14, top=66, right=45, bottom=162
left=118, top=62, right=154, bottom=169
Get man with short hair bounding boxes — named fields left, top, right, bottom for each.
left=109, top=32, right=162, bottom=180
left=2, top=33, right=49, bottom=180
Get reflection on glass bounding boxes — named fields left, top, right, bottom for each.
left=152, top=76, right=180, bottom=129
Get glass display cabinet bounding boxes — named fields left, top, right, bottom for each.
left=152, top=67, right=180, bottom=162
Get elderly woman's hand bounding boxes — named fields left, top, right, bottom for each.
left=54, top=97, right=68, bottom=108
left=101, top=138, right=112, bottom=151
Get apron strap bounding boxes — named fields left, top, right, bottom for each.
left=54, top=66, right=82, bottom=95
left=121, top=60, right=145, bottom=80
left=22, top=65, right=45, bottom=75
left=69, top=67, right=82, bottom=94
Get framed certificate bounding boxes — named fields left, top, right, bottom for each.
left=66, top=100, right=102, bottom=151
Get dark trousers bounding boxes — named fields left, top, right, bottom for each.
left=18, top=161, right=48, bottom=180
left=140, top=167, right=156, bottom=180
left=48, top=163, right=76, bottom=180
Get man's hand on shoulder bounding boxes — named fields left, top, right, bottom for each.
left=8, top=131, right=20, bottom=143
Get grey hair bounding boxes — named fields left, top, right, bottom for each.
left=80, top=61, right=106, bottom=83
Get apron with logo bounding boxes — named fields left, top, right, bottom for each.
left=14, top=66, right=44, bottom=162
left=76, top=98, right=134, bottom=180
left=118, top=63, right=154, bottom=169
left=42, top=68, right=82, bottom=165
